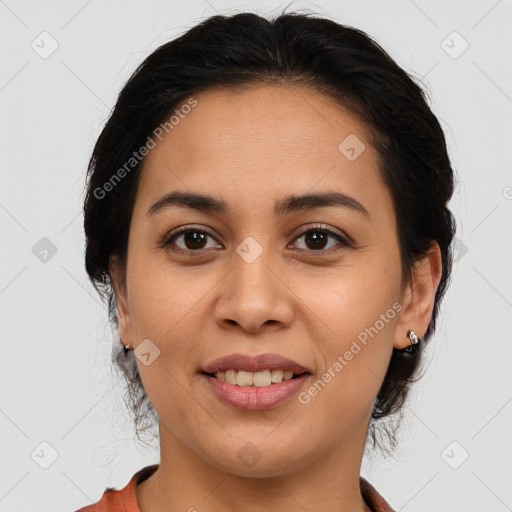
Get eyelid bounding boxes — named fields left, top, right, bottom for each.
left=291, top=223, right=354, bottom=246
left=289, top=224, right=354, bottom=253
left=159, top=224, right=220, bottom=251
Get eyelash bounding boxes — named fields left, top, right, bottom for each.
left=160, top=224, right=354, bottom=256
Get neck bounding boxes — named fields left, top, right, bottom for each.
left=136, top=413, right=372, bottom=512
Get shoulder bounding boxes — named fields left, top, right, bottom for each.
left=360, top=476, right=396, bottom=512
left=74, top=465, right=159, bottom=512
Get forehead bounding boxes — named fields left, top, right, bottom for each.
left=136, top=84, right=390, bottom=220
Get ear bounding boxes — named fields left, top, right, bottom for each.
left=109, top=255, right=135, bottom=349
left=394, top=241, right=443, bottom=349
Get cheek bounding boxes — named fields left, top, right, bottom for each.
left=128, top=269, right=205, bottom=417
left=300, top=277, right=397, bottom=433
left=127, top=257, right=201, bottom=339
left=313, top=260, right=399, bottom=333
left=306, top=261, right=398, bottom=390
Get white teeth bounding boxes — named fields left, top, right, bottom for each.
left=225, top=369, right=237, bottom=384
left=270, top=369, right=283, bottom=383
left=237, top=370, right=253, bottom=387
left=253, top=369, right=271, bottom=387
left=213, top=368, right=301, bottom=387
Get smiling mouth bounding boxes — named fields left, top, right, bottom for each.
left=203, top=369, right=308, bottom=387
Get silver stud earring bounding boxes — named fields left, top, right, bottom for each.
left=396, top=330, right=421, bottom=354
left=408, top=330, right=419, bottom=345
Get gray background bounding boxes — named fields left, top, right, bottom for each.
left=1, top=1, right=511, bottom=511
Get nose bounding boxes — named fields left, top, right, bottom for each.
left=214, top=246, right=295, bottom=334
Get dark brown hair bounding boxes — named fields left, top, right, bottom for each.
left=83, top=9, right=457, bottom=454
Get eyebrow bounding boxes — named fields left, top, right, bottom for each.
left=146, top=190, right=371, bottom=220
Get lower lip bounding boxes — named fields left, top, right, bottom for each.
left=202, top=373, right=310, bottom=410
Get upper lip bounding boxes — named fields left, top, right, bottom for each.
left=202, top=353, right=310, bottom=374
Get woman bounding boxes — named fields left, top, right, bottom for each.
left=77, top=9, right=456, bottom=512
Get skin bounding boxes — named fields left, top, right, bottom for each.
left=110, top=84, right=443, bottom=512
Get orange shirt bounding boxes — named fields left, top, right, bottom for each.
left=75, top=464, right=395, bottom=512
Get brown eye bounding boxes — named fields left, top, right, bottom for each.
left=291, top=226, right=352, bottom=254
left=161, top=224, right=352, bottom=256
left=163, top=227, right=220, bottom=252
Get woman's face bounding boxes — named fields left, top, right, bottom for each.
left=112, top=84, right=433, bottom=477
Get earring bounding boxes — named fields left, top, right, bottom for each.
left=123, top=343, right=130, bottom=354
left=396, top=329, right=421, bottom=354
left=408, top=330, right=419, bottom=345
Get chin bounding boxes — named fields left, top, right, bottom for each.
left=200, top=440, right=313, bottom=479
